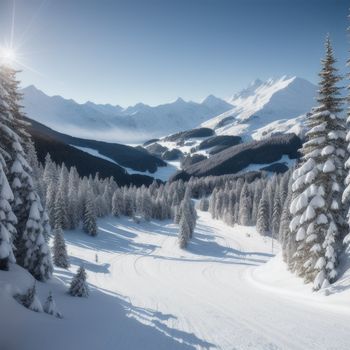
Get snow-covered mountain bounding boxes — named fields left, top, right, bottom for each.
left=201, top=76, right=317, bottom=140
left=21, top=76, right=317, bottom=144
left=21, top=85, right=233, bottom=143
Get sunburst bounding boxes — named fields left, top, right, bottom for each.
left=0, top=46, right=17, bottom=65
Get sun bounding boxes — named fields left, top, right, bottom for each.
left=0, top=47, right=17, bottom=65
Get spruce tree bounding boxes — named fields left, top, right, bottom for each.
left=271, top=193, right=282, bottom=239
left=289, top=36, right=345, bottom=290
left=53, top=227, right=69, bottom=268
left=43, top=291, right=62, bottom=318
left=83, top=193, right=97, bottom=236
left=238, top=183, right=251, bottom=226
left=15, top=282, right=43, bottom=312
left=22, top=196, right=53, bottom=281
left=0, top=65, right=53, bottom=280
left=343, top=15, right=350, bottom=251
left=178, top=215, right=190, bottom=249
left=69, top=266, right=89, bottom=297
left=256, top=190, right=269, bottom=235
left=0, top=155, right=16, bottom=270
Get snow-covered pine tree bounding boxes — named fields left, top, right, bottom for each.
left=198, top=197, right=209, bottom=211
left=271, top=192, right=282, bottom=239
left=83, top=192, right=97, bottom=236
left=56, top=165, right=69, bottom=229
left=26, top=140, right=44, bottom=200
left=67, top=166, right=80, bottom=229
left=15, top=282, right=43, bottom=312
left=289, top=36, right=345, bottom=290
left=0, top=65, right=53, bottom=280
left=111, top=188, right=122, bottom=217
left=53, top=227, right=69, bottom=268
left=238, top=182, right=251, bottom=226
left=256, top=189, right=269, bottom=236
left=178, top=215, right=190, bottom=249
left=43, top=291, right=62, bottom=318
left=0, top=155, right=16, bottom=270
left=41, top=210, right=51, bottom=243
left=141, top=190, right=152, bottom=221
left=280, top=191, right=296, bottom=267
left=22, top=195, right=53, bottom=281
left=342, top=15, right=350, bottom=251
left=69, top=266, right=89, bottom=297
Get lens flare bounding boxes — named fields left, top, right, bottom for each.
left=0, top=47, right=17, bottom=65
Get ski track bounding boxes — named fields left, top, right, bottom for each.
left=66, top=211, right=350, bottom=350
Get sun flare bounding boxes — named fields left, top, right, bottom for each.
left=0, top=47, right=17, bottom=65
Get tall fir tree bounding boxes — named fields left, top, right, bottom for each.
left=342, top=12, right=350, bottom=251
left=83, top=192, right=97, bottom=236
left=256, top=189, right=270, bottom=235
left=53, top=227, right=69, bottom=268
left=0, top=155, right=16, bottom=270
left=289, top=36, right=345, bottom=290
left=0, top=65, right=53, bottom=280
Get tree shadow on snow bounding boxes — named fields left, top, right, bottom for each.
left=34, top=269, right=216, bottom=350
left=65, top=220, right=159, bottom=256
left=69, top=256, right=111, bottom=274
left=327, top=252, right=350, bottom=296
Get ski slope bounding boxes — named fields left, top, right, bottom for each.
left=2, top=211, right=350, bottom=350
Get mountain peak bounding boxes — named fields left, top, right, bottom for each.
left=202, top=94, right=220, bottom=104
left=201, top=95, right=233, bottom=110
left=174, top=97, right=185, bottom=104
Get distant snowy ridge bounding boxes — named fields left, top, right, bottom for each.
left=21, top=76, right=317, bottom=144
left=201, top=76, right=317, bottom=140
left=21, top=85, right=233, bottom=143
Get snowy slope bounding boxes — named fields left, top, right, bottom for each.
left=201, top=76, right=317, bottom=140
left=2, top=211, right=350, bottom=350
left=71, top=144, right=179, bottom=181
left=21, top=86, right=232, bottom=143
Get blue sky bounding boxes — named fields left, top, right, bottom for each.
left=0, top=0, right=347, bottom=106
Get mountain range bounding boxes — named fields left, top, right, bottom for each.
left=21, top=86, right=232, bottom=143
left=21, top=76, right=317, bottom=144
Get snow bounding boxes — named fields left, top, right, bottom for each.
left=21, top=85, right=232, bottom=143
left=21, top=77, right=317, bottom=144
left=201, top=76, right=317, bottom=141
left=323, top=159, right=336, bottom=173
left=70, top=145, right=179, bottom=181
left=2, top=211, right=350, bottom=349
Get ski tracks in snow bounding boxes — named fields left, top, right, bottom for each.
left=70, top=213, right=350, bottom=350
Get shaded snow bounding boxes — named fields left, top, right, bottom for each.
left=70, top=145, right=179, bottom=181
left=236, top=155, right=296, bottom=175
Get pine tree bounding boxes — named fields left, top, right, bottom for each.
left=0, top=65, right=53, bottom=280
left=238, top=183, right=251, bottom=226
left=83, top=192, right=97, bottom=236
left=256, top=190, right=269, bottom=235
left=178, top=215, right=190, bottom=249
left=289, top=36, right=345, bottom=290
left=69, top=266, right=89, bottom=297
left=22, top=196, right=53, bottom=281
left=43, top=291, right=63, bottom=318
left=41, top=210, right=51, bottom=243
left=67, top=166, right=79, bottom=229
left=53, top=227, right=69, bottom=268
left=15, top=282, right=43, bottom=312
left=271, top=192, right=282, bottom=239
left=0, top=155, right=16, bottom=270
left=342, top=14, right=350, bottom=251
left=198, top=197, right=209, bottom=211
